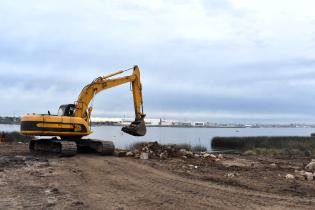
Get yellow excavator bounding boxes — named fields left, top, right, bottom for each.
left=20, top=65, right=146, bottom=156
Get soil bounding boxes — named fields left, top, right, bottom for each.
left=0, top=143, right=315, bottom=210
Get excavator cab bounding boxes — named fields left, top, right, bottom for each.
left=122, top=115, right=146, bottom=136
left=58, top=104, right=75, bottom=116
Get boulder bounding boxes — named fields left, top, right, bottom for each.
left=285, top=174, right=295, bottom=180
left=218, top=154, right=223, bottom=159
left=305, top=172, right=314, bottom=181
left=305, top=160, right=315, bottom=172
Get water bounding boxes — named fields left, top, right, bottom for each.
left=2, top=124, right=315, bottom=151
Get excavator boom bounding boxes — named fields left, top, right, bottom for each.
left=73, top=65, right=146, bottom=136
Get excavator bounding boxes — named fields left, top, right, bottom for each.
left=20, top=65, right=146, bottom=156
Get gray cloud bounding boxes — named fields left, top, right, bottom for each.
left=1, top=0, right=315, bottom=123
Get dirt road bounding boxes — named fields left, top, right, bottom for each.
left=0, top=143, right=315, bottom=210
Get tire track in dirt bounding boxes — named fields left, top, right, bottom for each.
left=53, top=155, right=315, bottom=210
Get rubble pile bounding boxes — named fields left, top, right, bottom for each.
left=285, top=160, right=315, bottom=181
left=119, top=141, right=223, bottom=161
left=132, top=141, right=181, bottom=159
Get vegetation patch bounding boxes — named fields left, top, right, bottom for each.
left=0, top=131, right=35, bottom=143
left=212, top=136, right=315, bottom=156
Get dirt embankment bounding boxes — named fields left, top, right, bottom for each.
left=0, top=143, right=315, bottom=210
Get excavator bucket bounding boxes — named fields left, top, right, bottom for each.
left=122, top=116, right=146, bottom=136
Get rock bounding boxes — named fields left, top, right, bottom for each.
left=14, top=155, right=26, bottom=161
left=126, top=151, right=134, bottom=157
left=305, top=172, right=313, bottom=181
left=140, top=152, right=149, bottom=160
left=203, top=153, right=210, bottom=158
left=47, top=196, right=57, bottom=206
left=188, top=164, right=194, bottom=169
left=179, top=149, right=187, bottom=154
left=215, top=158, right=220, bottom=162
left=194, top=165, right=198, bottom=169
left=185, top=151, right=194, bottom=158
left=203, top=153, right=215, bottom=158
left=295, top=174, right=305, bottom=180
left=270, top=163, right=277, bottom=168
left=218, top=154, right=223, bottom=159
left=181, top=156, right=188, bottom=160
left=305, top=161, right=315, bottom=172
left=114, top=151, right=126, bottom=157
left=204, top=154, right=216, bottom=160
left=285, top=174, right=295, bottom=180
left=227, top=173, right=235, bottom=178
left=194, top=154, right=200, bottom=158
left=159, top=152, right=167, bottom=159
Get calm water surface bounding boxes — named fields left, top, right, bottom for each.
left=1, top=124, right=315, bottom=151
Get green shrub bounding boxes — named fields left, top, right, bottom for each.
left=212, top=136, right=315, bottom=152
left=1, top=131, right=35, bottom=143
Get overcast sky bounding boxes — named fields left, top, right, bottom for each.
left=1, top=0, right=315, bottom=123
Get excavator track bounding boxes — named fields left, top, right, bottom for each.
left=76, top=139, right=115, bottom=155
left=29, top=139, right=77, bottom=157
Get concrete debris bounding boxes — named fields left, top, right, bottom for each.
left=125, top=142, right=218, bottom=161
left=140, top=152, right=149, bottom=160
left=47, top=196, right=57, bottom=206
left=285, top=174, right=295, bottom=180
left=296, top=170, right=314, bottom=181
left=203, top=153, right=210, bottom=158
left=305, top=160, right=315, bottom=172
left=126, top=151, right=134, bottom=157
left=159, top=152, right=167, bottom=160
left=305, top=172, right=313, bottom=181
left=185, top=151, right=194, bottom=158
left=270, top=163, right=277, bottom=168
left=194, top=154, right=200, bottom=158
left=203, top=153, right=216, bottom=160
left=227, top=173, right=235, bottom=178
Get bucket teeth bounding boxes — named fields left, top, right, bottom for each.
left=122, top=118, right=146, bottom=136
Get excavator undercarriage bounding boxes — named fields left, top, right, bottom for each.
left=29, top=138, right=115, bottom=157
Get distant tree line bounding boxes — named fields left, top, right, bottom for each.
left=0, top=117, right=20, bottom=124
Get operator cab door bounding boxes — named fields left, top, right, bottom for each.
left=58, top=104, right=76, bottom=133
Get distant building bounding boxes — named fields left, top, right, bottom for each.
left=194, top=122, right=205, bottom=127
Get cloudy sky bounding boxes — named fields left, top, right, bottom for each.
left=1, top=0, right=315, bottom=123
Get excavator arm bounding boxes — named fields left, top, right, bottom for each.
left=74, top=65, right=146, bottom=136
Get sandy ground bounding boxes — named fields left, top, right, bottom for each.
left=0, top=143, right=315, bottom=210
